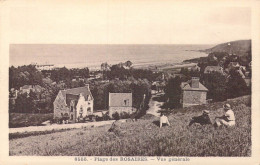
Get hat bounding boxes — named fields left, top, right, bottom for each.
left=223, top=103, right=231, bottom=109
left=203, top=110, right=209, bottom=114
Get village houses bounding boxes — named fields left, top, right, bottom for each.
left=180, top=77, right=208, bottom=108
left=108, top=93, right=134, bottom=118
left=204, top=66, right=224, bottom=74
left=53, top=85, right=94, bottom=123
left=20, top=85, right=43, bottom=94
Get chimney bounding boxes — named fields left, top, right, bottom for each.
left=191, top=77, right=199, bottom=88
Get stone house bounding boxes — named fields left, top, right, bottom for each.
left=108, top=93, right=134, bottom=117
left=53, top=85, right=94, bottom=123
left=180, top=77, right=208, bottom=108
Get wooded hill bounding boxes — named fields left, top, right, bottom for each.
left=203, top=40, right=251, bottom=56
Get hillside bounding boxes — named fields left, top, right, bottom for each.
left=9, top=95, right=251, bottom=156
left=203, top=40, right=251, bottom=56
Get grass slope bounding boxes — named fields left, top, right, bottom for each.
left=9, top=96, right=251, bottom=156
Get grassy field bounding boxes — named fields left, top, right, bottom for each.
left=9, top=113, right=53, bottom=128
left=9, top=95, right=251, bottom=156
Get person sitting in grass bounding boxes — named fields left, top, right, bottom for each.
left=188, top=110, right=212, bottom=126
left=214, top=103, right=236, bottom=128
left=160, top=112, right=170, bottom=128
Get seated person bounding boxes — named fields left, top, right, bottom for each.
left=189, top=110, right=212, bottom=126
left=160, top=113, right=170, bottom=128
left=214, top=103, right=235, bottom=127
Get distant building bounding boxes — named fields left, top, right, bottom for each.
left=228, top=62, right=240, bottom=71
left=204, top=66, right=224, bottom=74
left=191, top=65, right=201, bottom=72
left=20, top=85, right=43, bottom=94
left=108, top=93, right=134, bottom=117
left=36, top=64, right=55, bottom=71
left=53, top=85, right=94, bottom=123
left=180, top=77, right=208, bottom=108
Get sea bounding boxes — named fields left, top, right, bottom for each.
left=9, top=44, right=213, bottom=70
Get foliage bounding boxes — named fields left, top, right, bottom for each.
left=163, top=76, right=184, bottom=109
left=112, top=112, right=120, bottom=120
left=9, top=65, right=43, bottom=90
left=14, top=91, right=38, bottom=113
left=227, top=70, right=250, bottom=98
left=102, top=62, right=161, bottom=81
left=180, top=68, right=200, bottom=78
left=202, top=72, right=228, bottom=101
left=49, top=67, right=89, bottom=86
left=9, top=113, right=53, bottom=128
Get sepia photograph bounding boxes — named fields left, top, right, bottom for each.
left=1, top=0, right=260, bottom=164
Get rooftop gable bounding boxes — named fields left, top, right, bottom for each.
left=60, top=86, right=93, bottom=104
left=181, top=81, right=208, bottom=91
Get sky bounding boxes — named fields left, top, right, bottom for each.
left=8, top=0, right=251, bottom=44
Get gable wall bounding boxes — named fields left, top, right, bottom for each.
left=75, top=95, right=94, bottom=120
left=53, top=91, right=70, bottom=118
left=182, top=90, right=207, bottom=107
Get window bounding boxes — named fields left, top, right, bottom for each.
left=124, top=99, right=129, bottom=106
left=71, top=114, right=73, bottom=120
left=61, top=113, right=63, bottom=116
left=70, top=106, right=73, bottom=112
left=80, top=106, right=83, bottom=113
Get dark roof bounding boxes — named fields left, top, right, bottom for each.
left=109, top=93, right=132, bottom=107
left=204, top=66, right=223, bottom=74
left=61, top=86, right=93, bottom=105
left=65, top=94, right=79, bottom=106
left=181, top=81, right=208, bottom=91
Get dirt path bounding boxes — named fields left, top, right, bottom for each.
left=146, top=92, right=164, bottom=117
left=9, top=120, right=116, bottom=134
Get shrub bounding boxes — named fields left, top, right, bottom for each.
left=120, top=112, right=130, bottom=119
left=112, top=112, right=120, bottom=120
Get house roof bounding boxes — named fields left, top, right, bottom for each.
left=65, top=94, right=79, bottom=106
left=204, top=66, right=223, bottom=74
left=109, top=93, right=132, bottom=107
left=61, top=86, right=93, bottom=104
left=181, top=81, right=208, bottom=91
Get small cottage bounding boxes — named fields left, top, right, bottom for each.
left=108, top=93, right=134, bottom=117
left=53, top=85, right=94, bottom=123
left=180, top=77, right=208, bottom=108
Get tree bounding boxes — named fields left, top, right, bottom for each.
left=163, top=76, right=183, bottom=109
left=125, top=60, right=133, bottom=68
left=227, top=70, right=250, bottom=98
left=14, top=91, right=37, bottom=113
left=202, top=72, right=227, bottom=102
